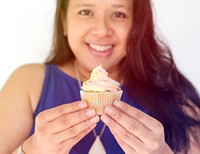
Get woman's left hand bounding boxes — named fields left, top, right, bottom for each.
left=101, top=101, right=173, bottom=154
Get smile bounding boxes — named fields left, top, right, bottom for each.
left=89, top=44, right=113, bottom=52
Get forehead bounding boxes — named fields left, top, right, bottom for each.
left=68, top=0, right=133, bottom=9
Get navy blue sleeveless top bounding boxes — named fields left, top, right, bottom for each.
left=30, top=64, right=143, bottom=154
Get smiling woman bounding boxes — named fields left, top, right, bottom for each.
left=57, top=0, right=133, bottom=73
left=0, top=0, right=200, bottom=154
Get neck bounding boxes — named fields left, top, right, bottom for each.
left=74, top=60, right=90, bottom=82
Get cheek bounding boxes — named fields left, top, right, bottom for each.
left=67, top=21, right=88, bottom=43
left=116, top=23, right=131, bottom=42
left=67, top=22, right=81, bottom=45
left=121, top=28, right=131, bottom=51
left=118, top=31, right=130, bottom=51
left=116, top=29, right=130, bottom=58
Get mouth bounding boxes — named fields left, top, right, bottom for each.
left=87, top=43, right=114, bottom=57
left=89, top=44, right=113, bottom=52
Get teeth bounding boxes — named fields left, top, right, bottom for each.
left=89, top=44, right=112, bottom=52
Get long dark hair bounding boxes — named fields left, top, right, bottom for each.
left=46, top=0, right=74, bottom=65
left=121, top=0, right=200, bottom=153
left=46, top=0, right=200, bottom=153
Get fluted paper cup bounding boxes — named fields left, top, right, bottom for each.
left=80, top=90, right=123, bottom=115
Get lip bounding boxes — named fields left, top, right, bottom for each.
left=87, top=43, right=115, bottom=57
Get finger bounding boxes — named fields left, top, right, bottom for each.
left=54, top=116, right=100, bottom=143
left=37, top=101, right=87, bottom=122
left=104, top=106, right=153, bottom=143
left=62, top=124, right=97, bottom=149
left=47, top=108, right=96, bottom=133
left=113, top=101, right=163, bottom=131
left=110, top=129, right=136, bottom=154
left=101, top=114, right=144, bottom=152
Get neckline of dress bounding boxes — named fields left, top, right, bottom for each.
left=74, top=61, right=106, bottom=139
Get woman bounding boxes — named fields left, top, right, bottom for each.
left=0, top=0, right=199, bottom=153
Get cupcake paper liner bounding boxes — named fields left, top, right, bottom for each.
left=80, top=90, right=123, bottom=115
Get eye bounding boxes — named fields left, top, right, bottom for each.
left=112, top=12, right=126, bottom=18
left=78, top=10, right=93, bottom=16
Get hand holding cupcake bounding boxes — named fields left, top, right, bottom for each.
left=80, top=65, right=123, bottom=115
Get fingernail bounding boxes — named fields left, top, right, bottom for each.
left=90, top=124, right=97, bottom=129
left=86, top=108, right=95, bottom=116
left=105, top=106, right=116, bottom=115
left=101, top=115, right=110, bottom=124
left=90, top=116, right=99, bottom=123
left=113, top=101, right=122, bottom=109
left=77, top=101, right=87, bottom=109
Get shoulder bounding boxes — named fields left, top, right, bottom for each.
left=0, top=64, right=46, bottom=151
left=12, top=63, right=45, bottom=77
left=2, top=63, right=46, bottom=88
left=1, top=63, right=46, bottom=111
left=6, top=63, right=46, bottom=92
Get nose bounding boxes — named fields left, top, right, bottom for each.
left=91, top=16, right=113, bottom=37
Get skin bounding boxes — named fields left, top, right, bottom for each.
left=0, top=64, right=100, bottom=154
left=0, top=0, right=199, bottom=153
left=101, top=102, right=173, bottom=154
left=63, top=0, right=133, bottom=81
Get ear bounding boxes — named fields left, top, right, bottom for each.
left=61, top=11, right=68, bottom=36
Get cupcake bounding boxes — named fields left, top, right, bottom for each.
left=80, top=65, right=123, bottom=115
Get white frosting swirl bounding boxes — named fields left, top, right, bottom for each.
left=81, top=65, right=121, bottom=92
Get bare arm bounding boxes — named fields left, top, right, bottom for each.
left=0, top=64, right=45, bottom=153
left=1, top=64, right=99, bottom=154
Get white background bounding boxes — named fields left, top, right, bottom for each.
left=0, top=0, right=200, bottom=93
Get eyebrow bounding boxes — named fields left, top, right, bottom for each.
left=112, top=4, right=132, bottom=11
left=113, top=4, right=127, bottom=8
left=74, top=4, right=94, bottom=8
left=74, top=3, right=130, bottom=9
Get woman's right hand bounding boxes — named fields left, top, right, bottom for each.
left=23, top=101, right=99, bottom=154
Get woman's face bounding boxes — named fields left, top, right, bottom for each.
left=63, top=0, right=133, bottom=72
